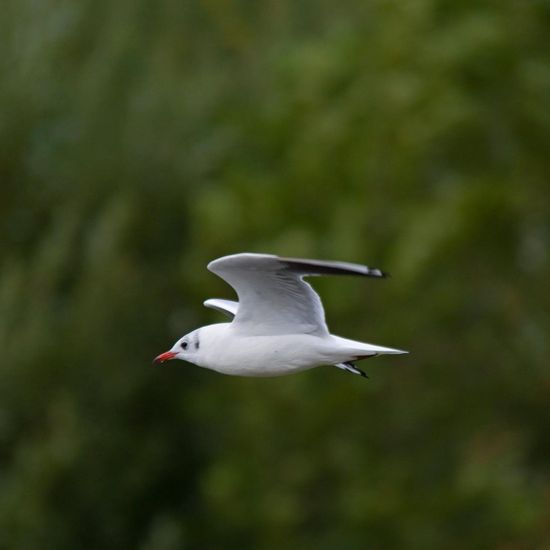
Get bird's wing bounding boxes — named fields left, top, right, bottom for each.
left=204, top=298, right=238, bottom=319
left=207, top=253, right=387, bottom=336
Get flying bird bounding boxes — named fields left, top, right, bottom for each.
left=154, top=253, right=407, bottom=378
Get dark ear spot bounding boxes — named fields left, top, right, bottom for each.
left=195, top=340, right=200, bottom=350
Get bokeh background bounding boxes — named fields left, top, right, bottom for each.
left=2, top=1, right=550, bottom=548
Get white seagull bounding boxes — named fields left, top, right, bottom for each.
left=154, top=253, right=407, bottom=378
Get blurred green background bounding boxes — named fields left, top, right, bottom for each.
left=1, top=0, right=550, bottom=548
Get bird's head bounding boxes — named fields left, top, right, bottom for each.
left=153, top=329, right=201, bottom=365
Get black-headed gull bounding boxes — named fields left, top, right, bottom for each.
left=154, top=253, right=407, bottom=377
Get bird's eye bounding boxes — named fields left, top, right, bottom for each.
left=181, top=341, right=188, bottom=350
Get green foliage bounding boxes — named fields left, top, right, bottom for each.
left=1, top=0, right=549, bottom=548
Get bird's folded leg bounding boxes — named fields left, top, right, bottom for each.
left=334, top=361, right=369, bottom=378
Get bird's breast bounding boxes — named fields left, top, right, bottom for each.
left=201, top=333, right=327, bottom=377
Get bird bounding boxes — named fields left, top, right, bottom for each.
left=153, top=253, right=408, bottom=378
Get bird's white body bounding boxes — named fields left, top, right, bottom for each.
left=184, top=323, right=403, bottom=377
left=154, top=253, right=408, bottom=378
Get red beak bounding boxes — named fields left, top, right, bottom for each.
left=153, top=351, right=177, bottom=364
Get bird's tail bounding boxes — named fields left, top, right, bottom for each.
left=332, top=335, right=409, bottom=358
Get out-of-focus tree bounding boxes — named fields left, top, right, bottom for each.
left=1, top=0, right=549, bottom=548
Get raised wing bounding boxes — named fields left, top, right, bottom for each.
left=207, top=253, right=387, bottom=336
left=204, top=298, right=238, bottom=319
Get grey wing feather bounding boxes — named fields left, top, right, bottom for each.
left=207, top=253, right=388, bottom=336
left=204, top=298, right=238, bottom=319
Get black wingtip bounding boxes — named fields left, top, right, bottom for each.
left=372, top=268, right=390, bottom=279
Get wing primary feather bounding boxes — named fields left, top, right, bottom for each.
left=279, top=257, right=389, bottom=278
